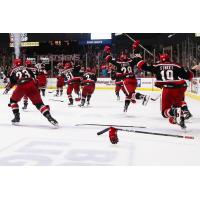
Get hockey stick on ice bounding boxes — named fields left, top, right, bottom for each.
left=75, top=123, right=146, bottom=128
left=150, top=94, right=161, bottom=101
left=48, top=89, right=57, bottom=93
left=123, top=33, right=154, bottom=57
left=49, top=99, right=64, bottom=102
left=97, top=127, right=194, bottom=139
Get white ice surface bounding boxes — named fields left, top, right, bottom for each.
left=0, top=89, right=200, bottom=165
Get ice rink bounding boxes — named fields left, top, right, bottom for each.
left=0, top=88, right=200, bottom=166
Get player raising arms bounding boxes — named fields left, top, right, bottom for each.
left=104, top=42, right=150, bottom=112
left=4, top=59, right=58, bottom=127
left=62, top=62, right=82, bottom=105
left=110, top=65, right=124, bottom=101
left=137, top=53, right=193, bottom=129
left=79, top=67, right=97, bottom=107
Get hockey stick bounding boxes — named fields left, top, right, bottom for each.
left=150, top=94, right=161, bottom=101
left=49, top=99, right=64, bottom=102
left=97, top=127, right=194, bottom=139
left=48, top=90, right=56, bottom=93
left=123, top=33, right=154, bottom=57
left=75, top=123, right=146, bottom=128
left=97, top=127, right=110, bottom=135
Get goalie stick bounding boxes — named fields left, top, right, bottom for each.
left=97, top=127, right=194, bottom=139
left=75, top=123, right=146, bottom=128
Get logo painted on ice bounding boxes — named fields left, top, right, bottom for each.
left=0, top=138, right=133, bottom=166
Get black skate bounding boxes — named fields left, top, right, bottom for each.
left=174, top=107, right=186, bottom=129
left=142, top=95, right=150, bottom=106
left=86, top=101, right=90, bottom=106
left=184, top=111, right=193, bottom=120
left=117, top=96, right=120, bottom=101
left=123, top=104, right=128, bottom=112
left=68, top=99, right=73, bottom=106
left=46, top=114, right=58, bottom=127
left=22, top=103, right=28, bottom=110
left=79, top=99, right=85, bottom=107
left=12, top=113, right=20, bottom=125
left=123, top=100, right=130, bottom=112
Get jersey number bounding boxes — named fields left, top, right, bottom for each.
left=161, top=70, right=173, bottom=81
left=85, top=74, right=91, bottom=80
left=121, top=66, right=132, bottom=73
left=16, top=70, right=31, bottom=79
left=66, top=72, right=73, bottom=80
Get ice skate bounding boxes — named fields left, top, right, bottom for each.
left=68, top=99, right=73, bottom=106
left=22, top=103, right=28, bottom=110
left=184, top=111, right=193, bottom=120
left=46, top=114, right=58, bottom=127
left=173, top=107, right=186, bottom=129
left=11, top=113, right=20, bottom=125
left=78, top=99, right=85, bottom=107
left=142, top=95, right=150, bottom=106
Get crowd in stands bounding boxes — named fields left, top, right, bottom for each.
left=1, top=45, right=200, bottom=79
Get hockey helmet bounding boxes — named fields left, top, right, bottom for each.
left=64, top=62, right=73, bottom=70
left=13, top=58, right=22, bottom=67
left=25, top=59, right=32, bottom=66
left=159, top=54, right=170, bottom=62
left=119, top=53, right=128, bottom=61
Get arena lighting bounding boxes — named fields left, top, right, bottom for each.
left=91, top=33, right=112, bottom=40
left=168, top=33, right=176, bottom=38
left=10, top=42, right=39, bottom=47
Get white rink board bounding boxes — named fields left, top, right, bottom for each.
left=0, top=89, right=200, bottom=165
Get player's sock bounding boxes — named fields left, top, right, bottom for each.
left=115, top=91, right=120, bottom=100
left=42, top=89, right=45, bottom=97
left=60, top=89, right=63, bottom=96
left=87, top=95, right=91, bottom=105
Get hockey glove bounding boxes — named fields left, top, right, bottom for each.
left=109, top=127, right=119, bottom=144
left=132, top=40, right=140, bottom=50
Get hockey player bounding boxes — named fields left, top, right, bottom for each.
left=104, top=43, right=150, bottom=112
left=62, top=62, right=81, bottom=105
left=137, top=53, right=193, bottom=129
left=110, top=65, right=124, bottom=101
left=36, top=62, right=47, bottom=97
left=4, top=59, right=58, bottom=127
left=79, top=67, right=97, bottom=107
left=55, top=65, right=65, bottom=96
left=22, top=59, right=38, bottom=110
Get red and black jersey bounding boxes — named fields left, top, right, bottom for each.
left=111, top=69, right=124, bottom=84
left=8, top=65, right=36, bottom=86
left=62, top=65, right=82, bottom=84
left=105, top=54, right=142, bottom=79
left=27, top=65, right=38, bottom=78
left=140, top=61, right=194, bottom=88
left=82, top=72, right=97, bottom=86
